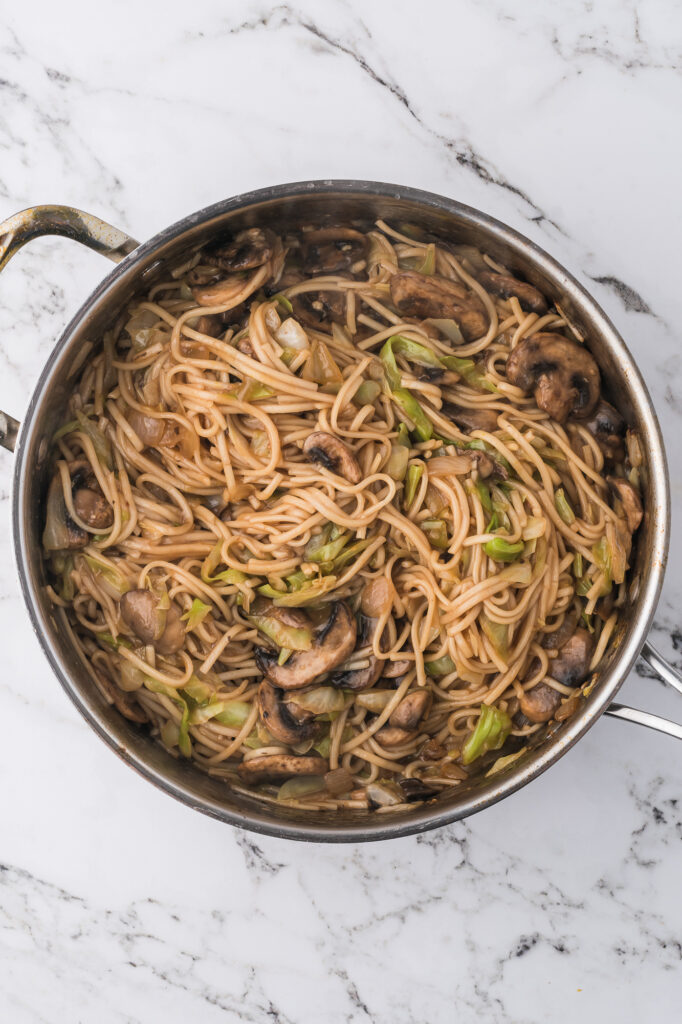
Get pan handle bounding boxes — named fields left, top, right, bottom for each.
left=605, top=639, right=682, bottom=739
left=0, top=204, right=139, bottom=272
left=0, top=205, right=140, bottom=451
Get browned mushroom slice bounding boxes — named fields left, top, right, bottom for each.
left=205, top=228, right=278, bottom=272
left=519, top=681, right=562, bottom=724
left=72, top=488, right=113, bottom=530
left=607, top=476, right=643, bottom=533
left=549, top=628, right=595, bottom=686
left=95, top=669, right=148, bottom=724
left=477, top=270, right=548, bottom=314
left=258, top=681, right=317, bottom=745
left=303, top=432, right=362, bottom=484
left=301, top=227, right=368, bottom=275
left=43, top=460, right=113, bottom=551
left=541, top=606, right=580, bottom=651
left=187, top=265, right=220, bottom=287
left=155, top=605, right=186, bottom=656
left=584, top=399, right=626, bottom=462
left=389, top=271, right=488, bottom=341
left=366, top=780, right=404, bottom=806
left=441, top=402, right=499, bottom=434
left=520, top=627, right=595, bottom=724
left=331, top=615, right=383, bottom=691
left=381, top=658, right=412, bottom=679
left=195, top=314, right=222, bottom=337
left=291, top=289, right=347, bottom=327
left=375, top=726, right=416, bottom=747
left=120, top=589, right=186, bottom=655
left=505, top=333, right=600, bottom=423
left=237, top=754, right=328, bottom=784
left=419, top=738, right=446, bottom=760
left=398, top=778, right=439, bottom=802
left=220, top=302, right=248, bottom=327
left=389, top=690, right=432, bottom=730
left=192, top=278, right=249, bottom=307
left=255, top=602, right=357, bottom=690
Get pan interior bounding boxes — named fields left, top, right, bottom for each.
left=13, top=183, right=669, bottom=841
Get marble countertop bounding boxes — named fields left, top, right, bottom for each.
left=0, top=2, right=680, bottom=1021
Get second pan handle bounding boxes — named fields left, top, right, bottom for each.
left=605, top=639, right=682, bottom=739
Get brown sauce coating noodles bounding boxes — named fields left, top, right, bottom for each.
left=42, top=221, right=643, bottom=811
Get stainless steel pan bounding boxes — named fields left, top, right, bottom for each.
left=1, top=181, right=680, bottom=842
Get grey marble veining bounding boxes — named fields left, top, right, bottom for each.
left=0, top=2, right=680, bottom=1021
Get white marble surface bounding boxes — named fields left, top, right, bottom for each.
left=0, top=2, right=681, bottom=1021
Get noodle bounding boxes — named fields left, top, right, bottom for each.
left=41, top=221, right=643, bottom=812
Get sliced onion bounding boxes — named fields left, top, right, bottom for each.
left=286, top=686, right=347, bottom=715
left=277, top=776, right=325, bottom=802
left=275, top=317, right=309, bottom=350
left=128, top=409, right=165, bottom=446
left=427, top=455, right=472, bottom=476
left=355, top=690, right=394, bottom=713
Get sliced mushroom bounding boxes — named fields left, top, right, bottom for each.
left=541, top=605, right=580, bottom=651
left=181, top=314, right=221, bottom=355
left=303, top=432, right=362, bottom=484
left=324, top=767, right=354, bottom=796
left=381, top=658, right=412, bottom=679
left=584, top=399, right=626, bottom=462
left=155, top=605, right=186, bottom=656
left=205, top=228, right=278, bottom=272
left=95, top=669, right=148, bottom=724
left=71, top=487, right=114, bottom=530
left=187, top=265, right=220, bottom=287
left=466, top=449, right=495, bottom=478
left=477, top=270, right=548, bottom=314
left=549, top=628, right=595, bottom=686
left=419, top=738, right=446, bottom=760
left=120, top=589, right=186, bottom=655
left=202, top=491, right=229, bottom=516
left=520, top=627, right=595, bottom=723
left=69, top=460, right=115, bottom=526
left=237, top=754, right=328, bottom=784
left=505, top=333, right=600, bottom=423
left=255, top=602, right=357, bottom=690
left=518, top=684, right=561, bottom=724
left=43, top=461, right=112, bottom=551
left=398, top=778, right=438, bottom=802
left=366, top=780, right=404, bottom=806
left=221, top=302, right=248, bottom=327
left=291, top=289, right=347, bottom=327
left=607, top=476, right=643, bottom=533
left=301, top=227, right=368, bottom=275
left=389, top=271, right=488, bottom=341
left=519, top=682, right=562, bottom=725
left=389, top=690, right=432, bottom=730
left=331, top=614, right=383, bottom=691
left=374, top=726, right=416, bottom=748
left=258, top=681, right=317, bottom=745
left=192, top=278, right=248, bottom=308
left=441, top=402, right=499, bottom=434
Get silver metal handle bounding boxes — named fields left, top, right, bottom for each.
left=0, top=204, right=140, bottom=451
left=0, top=204, right=138, bottom=272
left=605, top=639, right=682, bottom=738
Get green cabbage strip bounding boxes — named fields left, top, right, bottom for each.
left=462, top=704, right=512, bottom=765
